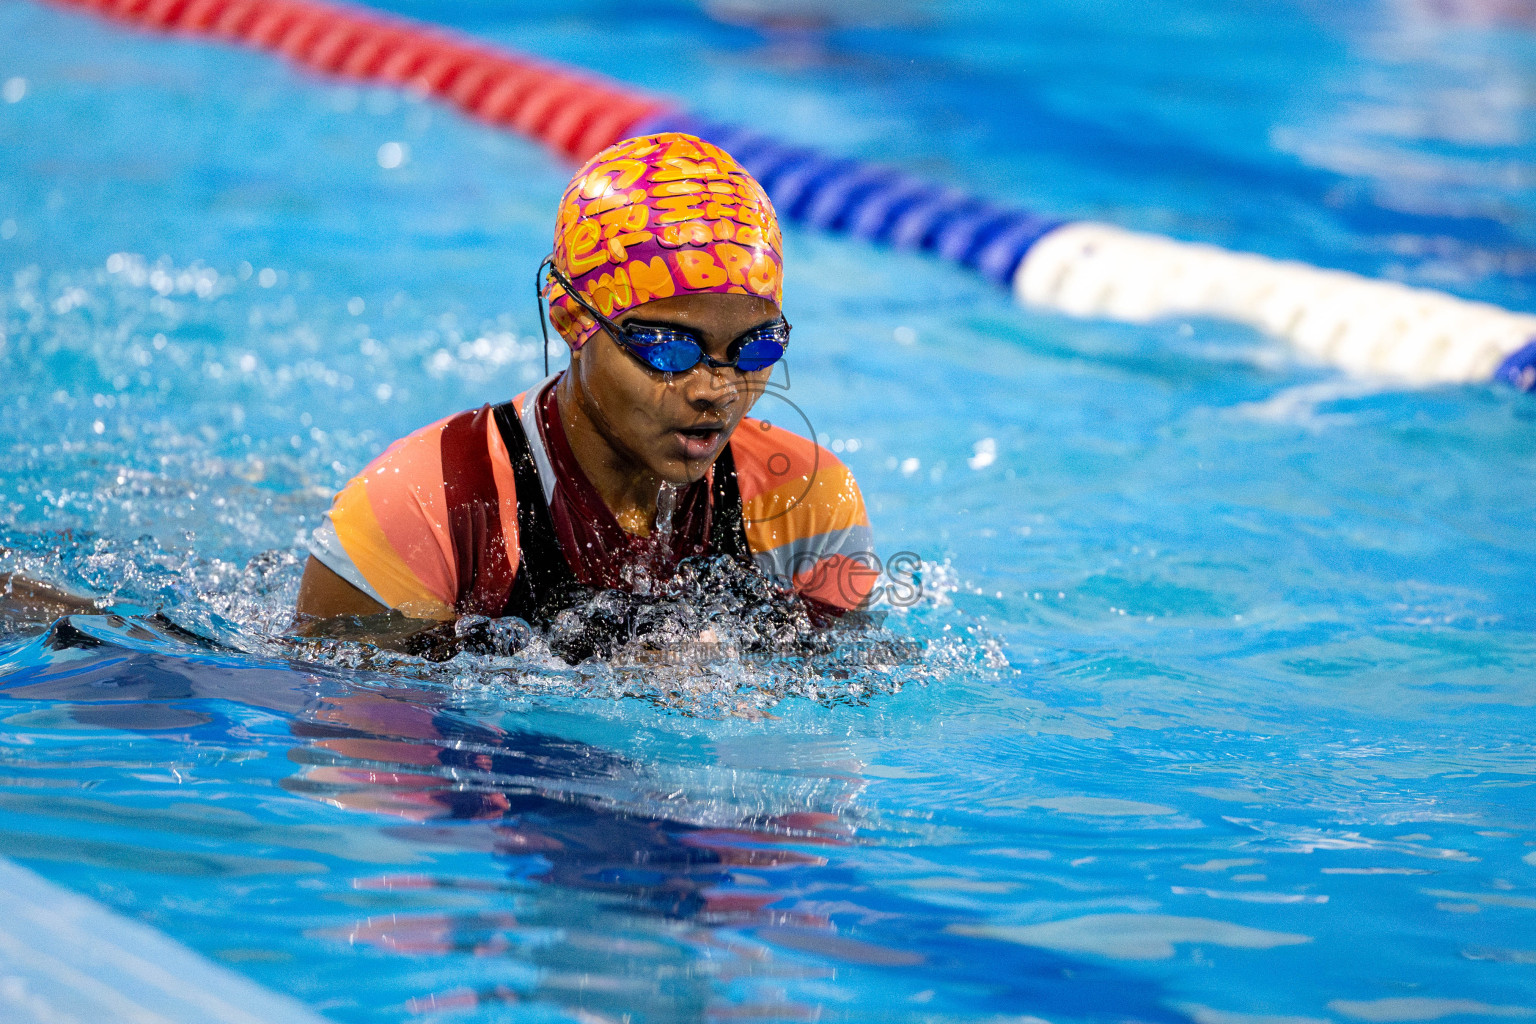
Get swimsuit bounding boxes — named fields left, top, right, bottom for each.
left=309, top=374, right=874, bottom=622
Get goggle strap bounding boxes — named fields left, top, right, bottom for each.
left=536, top=256, right=554, bottom=377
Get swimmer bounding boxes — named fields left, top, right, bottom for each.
left=296, top=133, right=875, bottom=652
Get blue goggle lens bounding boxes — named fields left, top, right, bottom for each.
left=648, top=336, right=709, bottom=373
left=622, top=321, right=788, bottom=373
left=733, top=332, right=786, bottom=371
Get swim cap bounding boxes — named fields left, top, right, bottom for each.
left=544, top=132, right=785, bottom=349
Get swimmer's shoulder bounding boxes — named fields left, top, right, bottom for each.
left=342, top=403, right=521, bottom=528
left=729, top=417, right=873, bottom=613
left=325, top=403, right=520, bottom=617
left=356, top=394, right=534, bottom=484
left=729, top=417, right=867, bottom=531
left=731, top=416, right=858, bottom=486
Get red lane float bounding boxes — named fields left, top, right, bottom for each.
left=45, top=0, right=672, bottom=161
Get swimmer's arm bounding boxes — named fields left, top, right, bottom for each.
left=295, top=555, right=389, bottom=619
left=293, top=556, right=453, bottom=655
left=0, top=571, right=97, bottom=621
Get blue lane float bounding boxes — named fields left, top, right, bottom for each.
left=637, top=112, right=1065, bottom=287
left=638, top=112, right=1536, bottom=391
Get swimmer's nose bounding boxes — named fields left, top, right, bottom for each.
left=683, top=361, right=749, bottom=410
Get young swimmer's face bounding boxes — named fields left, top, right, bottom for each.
left=566, top=291, right=781, bottom=486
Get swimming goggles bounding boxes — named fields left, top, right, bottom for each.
left=537, top=257, right=789, bottom=376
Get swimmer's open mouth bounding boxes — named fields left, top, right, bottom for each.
left=674, top=424, right=725, bottom=459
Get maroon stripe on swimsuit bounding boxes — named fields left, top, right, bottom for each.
left=439, top=405, right=516, bottom=615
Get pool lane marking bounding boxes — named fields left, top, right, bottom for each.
left=0, top=856, right=334, bottom=1023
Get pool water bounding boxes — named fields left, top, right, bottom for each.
left=3, top=1, right=1536, bottom=1021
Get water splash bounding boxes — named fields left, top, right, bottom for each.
left=623, top=478, right=682, bottom=599
left=1, top=531, right=1004, bottom=719
left=293, top=554, right=1001, bottom=719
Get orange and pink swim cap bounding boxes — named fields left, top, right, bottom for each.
left=544, top=132, right=785, bottom=349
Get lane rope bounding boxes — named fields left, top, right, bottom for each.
left=1013, top=222, right=1536, bottom=386
left=46, top=0, right=672, bottom=160
left=44, top=0, right=1536, bottom=390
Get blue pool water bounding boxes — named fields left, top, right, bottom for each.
left=3, top=0, right=1536, bottom=1021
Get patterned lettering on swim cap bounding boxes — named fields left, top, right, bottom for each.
left=545, top=133, right=784, bottom=349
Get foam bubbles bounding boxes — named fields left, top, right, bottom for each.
left=290, top=554, right=986, bottom=718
